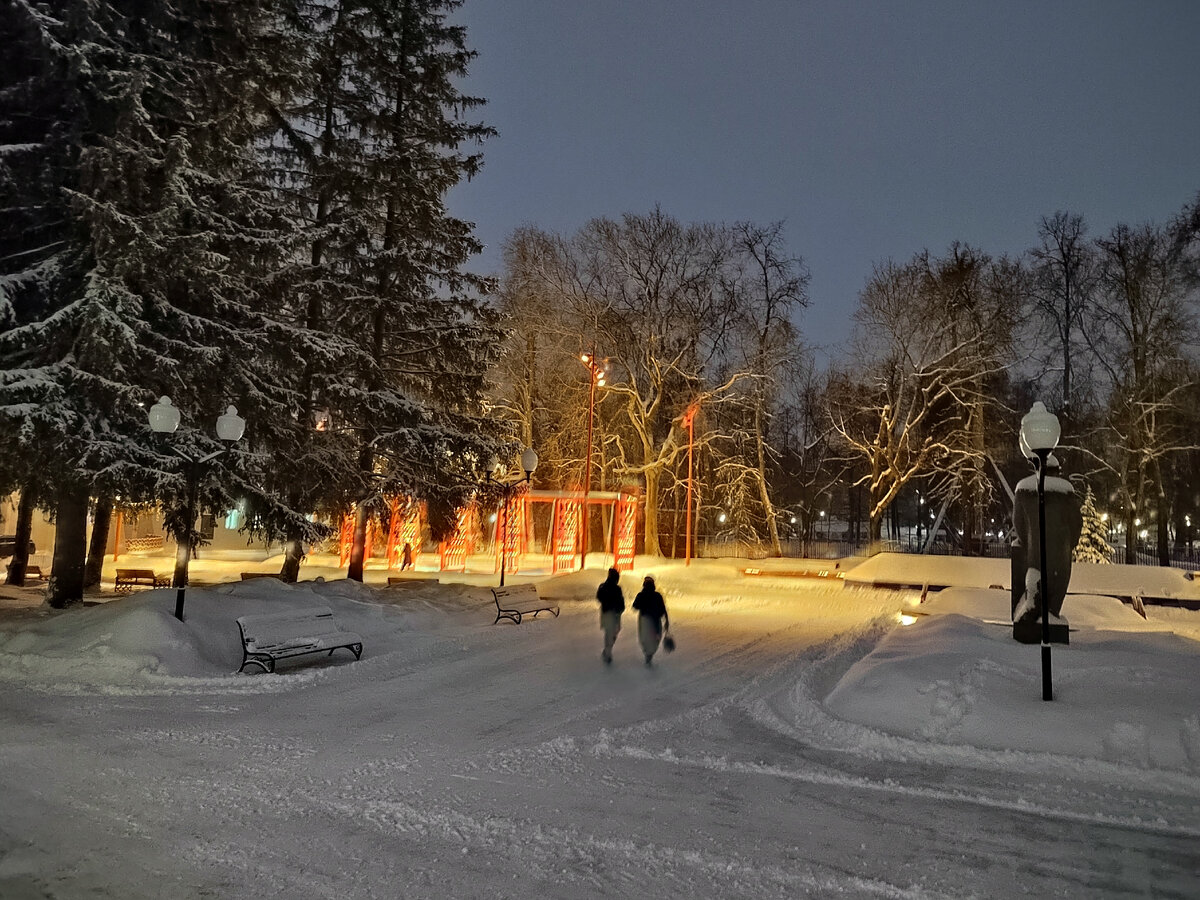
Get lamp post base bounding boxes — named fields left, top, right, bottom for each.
left=1041, top=644, right=1054, bottom=701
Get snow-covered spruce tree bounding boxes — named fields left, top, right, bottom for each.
left=0, top=2, right=86, bottom=588
left=0, top=0, right=309, bottom=605
left=269, top=0, right=505, bottom=581
left=1072, top=483, right=1112, bottom=563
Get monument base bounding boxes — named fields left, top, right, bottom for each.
left=1012, top=615, right=1069, bottom=645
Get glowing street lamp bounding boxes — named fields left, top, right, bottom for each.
left=487, top=447, right=538, bottom=587
left=148, top=396, right=246, bottom=621
left=682, top=403, right=699, bottom=565
left=1019, top=400, right=1061, bottom=701
left=579, top=350, right=610, bottom=569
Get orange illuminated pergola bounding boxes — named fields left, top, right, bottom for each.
left=493, top=489, right=638, bottom=576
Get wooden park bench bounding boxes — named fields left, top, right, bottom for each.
left=24, top=564, right=48, bottom=581
left=491, top=584, right=559, bottom=625
left=114, top=568, right=172, bottom=594
left=235, top=606, right=364, bottom=674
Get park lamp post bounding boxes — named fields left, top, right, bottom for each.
left=148, top=396, right=246, bottom=621
left=487, top=447, right=538, bottom=587
left=579, top=351, right=610, bottom=569
left=1020, top=401, right=1061, bottom=701
left=682, top=403, right=698, bottom=565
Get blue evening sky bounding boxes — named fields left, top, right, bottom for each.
left=448, top=1, right=1200, bottom=362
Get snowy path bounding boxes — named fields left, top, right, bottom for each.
left=1, top=574, right=1197, bottom=898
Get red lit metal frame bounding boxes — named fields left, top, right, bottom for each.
left=338, top=512, right=356, bottom=567
left=613, top=494, right=637, bottom=571
left=384, top=498, right=424, bottom=570
left=551, top=498, right=583, bottom=574
left=494, top=486, right=530, bottom=576
left=438, top=503, right=479, bottom=572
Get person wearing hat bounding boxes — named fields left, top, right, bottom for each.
left=632, top=575, right=670, bottom=666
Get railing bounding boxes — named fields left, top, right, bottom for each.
left=687, top=536, right=1198, bottom=568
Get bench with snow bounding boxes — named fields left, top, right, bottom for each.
left=236, top=606, right=364, bottom=674
left=491, top=584, right=559, bottom=625
left=115, top=568, right=172, bottom=593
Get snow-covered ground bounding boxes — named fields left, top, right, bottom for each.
left=1, top=555, right=1197, bottom=898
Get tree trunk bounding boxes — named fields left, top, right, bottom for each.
left=84, top=496, right=113, bottom=588
left=347, top=503, right=369, bottom=582
left=1122, top=505, right=1137, bottom=565
left=1153, top=458, right=1170, bottom=567
left=643, top=467, right=661, bottom=557
left=868, top=492, right=884, bottom=555
left=4, top=487, right=35, bottom=586
left=754, top=405, right=783, bottom=557
left=47, top=484, right=89, bottom=608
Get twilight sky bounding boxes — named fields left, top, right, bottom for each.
left=448, top=0, right=1200, bottom=361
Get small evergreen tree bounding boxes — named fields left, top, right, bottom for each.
left=1073, top=483, right=1112, bottom=563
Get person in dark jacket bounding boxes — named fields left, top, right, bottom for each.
left=632, top=575, right=669, bottom=666
left=596, top=567, right=625, bottom=664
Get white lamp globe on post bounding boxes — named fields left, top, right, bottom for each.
left=521, top=447, right=539, bottom=480
left=148, top=396, right=246, bottom=621
left=1019, top=401, right=1061, bottom=701
left=148, top=396, right=181, bottom=435
left=216, top=405, right=246, bottom=443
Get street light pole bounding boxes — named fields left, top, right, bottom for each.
left=683, top=404, right=697, bottom=565
left=148, top=397, right=246, bottom=622
left=488, top=447, right=539, bottom=587
left=1035, top=447, right=1052, bottom=700
left=579, top=351, right=608, bottom=570
left=1020, top=401, right=1061, bottom=702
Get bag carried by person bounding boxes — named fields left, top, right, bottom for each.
left=662, top=631, right=676, bottom=653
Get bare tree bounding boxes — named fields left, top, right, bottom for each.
left=830, top=252, right=1014, bottom=549
left=1029, top=212, right=1096, bottom=424
left=716, top=222, right=810, bottom=556
left=497, top=210, right=794, bottom=557
left=915, top=245, right=1023, bottom=552
left=1084, top=220, right=1198, bottom=564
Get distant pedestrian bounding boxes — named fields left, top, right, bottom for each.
left=400, top=542, right=414, bottom=571
left=632, top=575, right=669, bottom=666
left=596, top=567, right=625, bottom=664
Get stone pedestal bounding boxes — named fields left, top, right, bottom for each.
left=1012, top=615, right=1069, bottom=645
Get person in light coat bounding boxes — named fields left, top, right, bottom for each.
left=632, top=575, right=669, bottom=666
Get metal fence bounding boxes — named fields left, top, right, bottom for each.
left=692, top=536, right=1200, bottom=570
